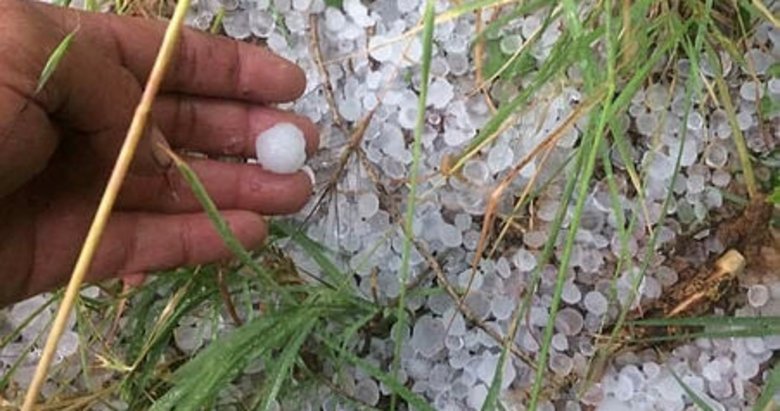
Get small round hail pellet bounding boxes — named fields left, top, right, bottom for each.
left=255, top=123, right=307, bottom=174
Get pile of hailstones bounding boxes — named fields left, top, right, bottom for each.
left=197, top=2, right=780, bottom=408
left=2, top=0, right=779, bottom=409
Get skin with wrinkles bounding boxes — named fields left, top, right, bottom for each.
left=0, top=0, right=319, bottom=306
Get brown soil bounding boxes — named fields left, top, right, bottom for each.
left=642, top=197, right=774, bottom=320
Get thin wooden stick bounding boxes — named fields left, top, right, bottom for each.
left=21, top=1, right=190, bottom=408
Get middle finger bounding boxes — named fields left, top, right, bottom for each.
left=153, top=94, right=320, bottom=158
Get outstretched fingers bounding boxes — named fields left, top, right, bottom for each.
left=33, top=1, right=306, bottom=103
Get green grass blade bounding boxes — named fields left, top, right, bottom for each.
left=211, top=7, right=226, bottom=34
left=150, top=307, right=314, bottom=411
left=479, top=32, right=601, bottom=408
left=528, top=3, right=617, bottom=405
left=0, top=293, right=59, bottom=349
left=271, top=221, right=353, bottom=292
left=597, top=13, right=694, bottom=370
left=254, top=317, right=318, bottom=411
left=168, top=152, right=284, bottom=297
left=517, top=137, right=585, bottom=407
left=0, top=337, right=43, bottom=391
left=629, top=327, right=780, bottom=344
left=121, top=270, right=222, bottom=407
left=121, top=271, right=190, bottom=361
left=754, top=359, right=780, bottom=411
left=481, top=5, right=556, bottom=83
left=630, top=316, right=780, bottom=328
left=671, top=371, right=715, bottom=411
left=338, top=308, right=381, bottom=349
left=491, top=120, right=588, bottom=411
left=479, top=0, right=549, bottom=41
left=75, top=301, right=94, bottom=390
left=0, top=305, right=56, bottom=391
left=626, top=317, right=780, bottom=344
left=35, top=29, right=78, bottom=95
left=391, top=0, right=434, bottom=409
left=699, top=32, right=757, bottom=201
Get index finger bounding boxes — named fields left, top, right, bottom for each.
left=35, top=2, right=306, bottom=103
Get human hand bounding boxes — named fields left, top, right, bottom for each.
left=0, top=0, right=319, bottom=306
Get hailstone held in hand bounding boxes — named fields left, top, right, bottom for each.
left=255, top=123, right=307, bottom=174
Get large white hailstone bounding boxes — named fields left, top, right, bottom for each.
left=255, top=123, right=307, bottom=174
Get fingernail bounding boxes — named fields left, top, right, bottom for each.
left=301, top=165, right=316, bottom=187
left=150, top=126, right=173, bottom=169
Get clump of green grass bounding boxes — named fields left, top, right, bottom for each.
left=96, top=153, right=427, bottom=410
left=472, top=0, right=778, bottom=408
